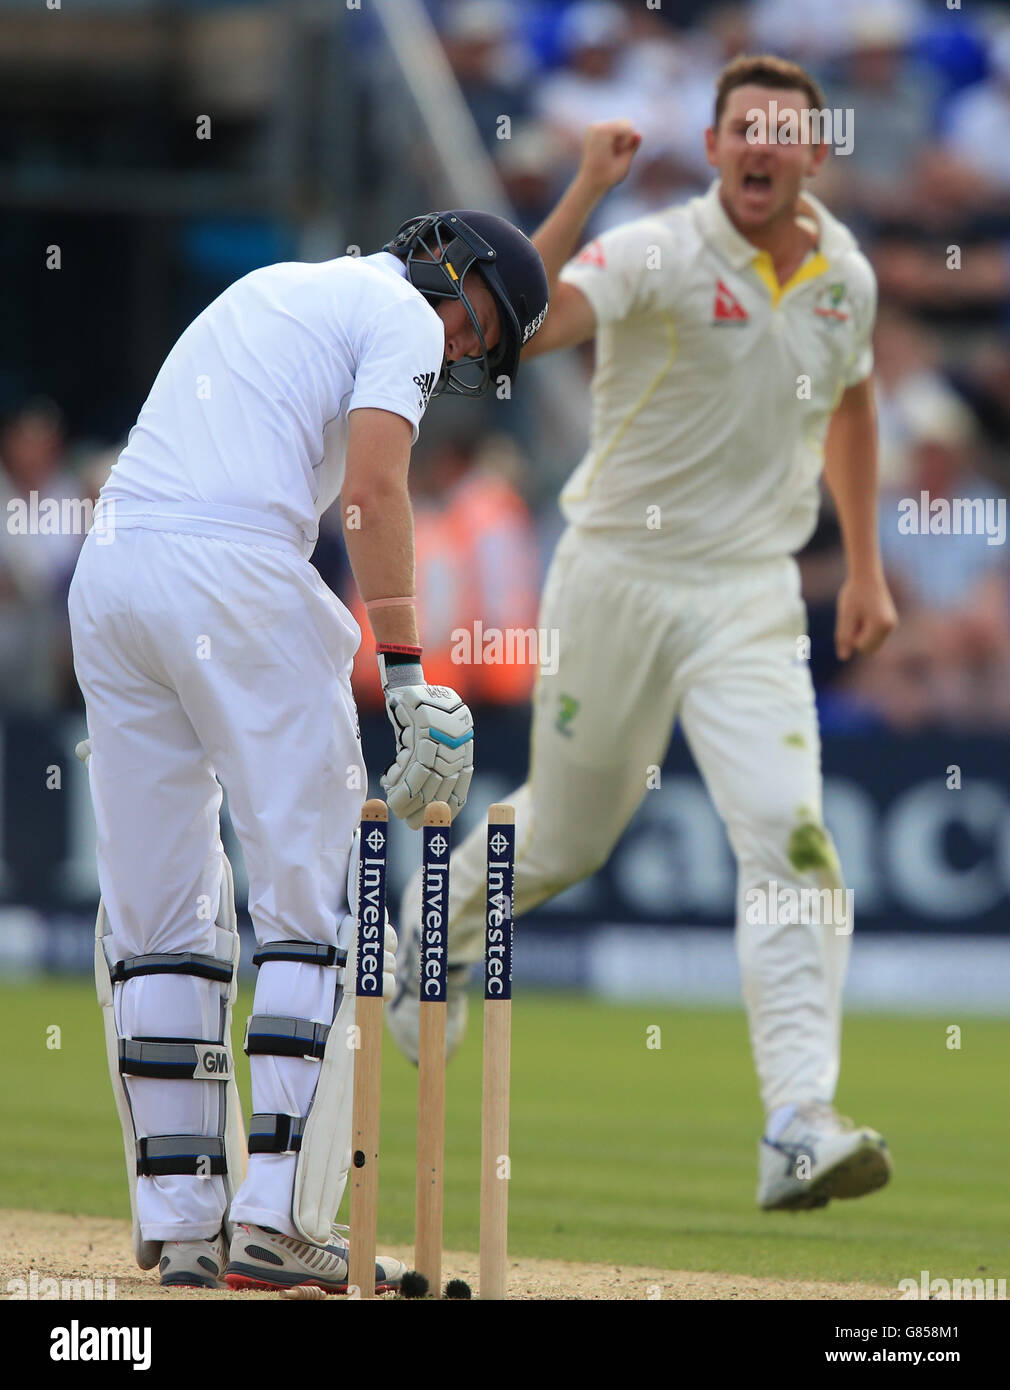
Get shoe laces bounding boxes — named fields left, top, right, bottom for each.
left=249, top=1225, right=346, bottom=1271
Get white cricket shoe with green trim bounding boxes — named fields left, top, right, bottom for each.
left=758, top=1102, right=892, bottom=1211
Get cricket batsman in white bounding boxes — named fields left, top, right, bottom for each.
left=390, top=55, right=898, bottom=1212
left=68, top=210, right=549, bottom=1290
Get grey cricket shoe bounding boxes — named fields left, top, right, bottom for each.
left=385, top=921, right=470, bottom=1066
left=159, top=1231, right=228, bottom=1289
left=758, top=1102, right=892, bottom=1211
left=225, top=1223, right=406, bottom=1295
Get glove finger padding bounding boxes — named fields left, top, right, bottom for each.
left=447, top=764, right=473, bottom=820
left=402, top=776, right=455, bottom=829
left=380, top=740, right=412, bottom=790
left=384, top=776, right=423, bottom=824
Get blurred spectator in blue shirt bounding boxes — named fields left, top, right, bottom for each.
left=847, top=390, right=1010, bottom=728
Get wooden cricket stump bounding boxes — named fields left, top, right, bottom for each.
left=480, top=804, right=515, bottom=1300
left=348, top=799, right=389, bottom=1299
left=414, top=801, right=452, bottom=1291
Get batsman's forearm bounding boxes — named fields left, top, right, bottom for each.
left=823, top=387, right=885, bottom=577
left=342, top=483, right=420, bottom=648
left=532, top=174, right=604, bottom=288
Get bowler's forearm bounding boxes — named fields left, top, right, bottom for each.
left=823, top=383, right=885, bottom=577
left=532, top=174, right=604, bottom=290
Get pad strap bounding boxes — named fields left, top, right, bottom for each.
left=111, top=951, right=233, bottom=984
left=248, top=1112, right=309, bottom=1155
left=252, top=942, right=346, bottom=969
left=244, top=1014, right=330, bottom=1060
left=119, top=1038, right=233, bottom=1081
left=136, top=1135, right=227, bottom=1177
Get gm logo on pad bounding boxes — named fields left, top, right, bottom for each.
left=194, top=1047, right=230, bottom=1079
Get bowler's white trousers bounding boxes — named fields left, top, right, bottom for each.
left=404, top=526, right=850, bottom=1113
left=69, top=511, right=365, bottom=1241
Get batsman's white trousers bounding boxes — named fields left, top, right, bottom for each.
left=406, top=526, right=850, bottom=1113
left=69, top=515, right=364, bottom=1241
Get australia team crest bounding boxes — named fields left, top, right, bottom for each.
left=814, top=281, right=850, bottom=326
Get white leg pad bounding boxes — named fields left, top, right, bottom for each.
left=94, top=854, right=246, bottom=1269
left=247, top=827, right=396, bottom=1246
left=291, top=939, right=358, bottom=1244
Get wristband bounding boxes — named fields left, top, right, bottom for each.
left=375, top=643, right=423, bottom=659
left=366, top=597, right=416, bottom=612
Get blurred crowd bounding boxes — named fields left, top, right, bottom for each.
left=5, top=0, right=1010, bottom=731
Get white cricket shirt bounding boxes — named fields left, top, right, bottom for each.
left=103, top=252, right=445, bottom=548
left=559, top=181, right=877, bottom=570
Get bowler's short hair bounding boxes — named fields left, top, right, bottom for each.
left=713, top=55, right=826, bottom=130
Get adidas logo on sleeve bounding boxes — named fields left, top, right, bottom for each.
left=413, top=371, right=436, bottom=413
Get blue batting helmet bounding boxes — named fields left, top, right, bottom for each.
left=384, top=209, right=549, bottom=398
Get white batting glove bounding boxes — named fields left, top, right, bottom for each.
left=380, top=680, right=474, bottom=829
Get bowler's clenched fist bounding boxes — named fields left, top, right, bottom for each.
left=577, top=119, right=643, bottom=197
